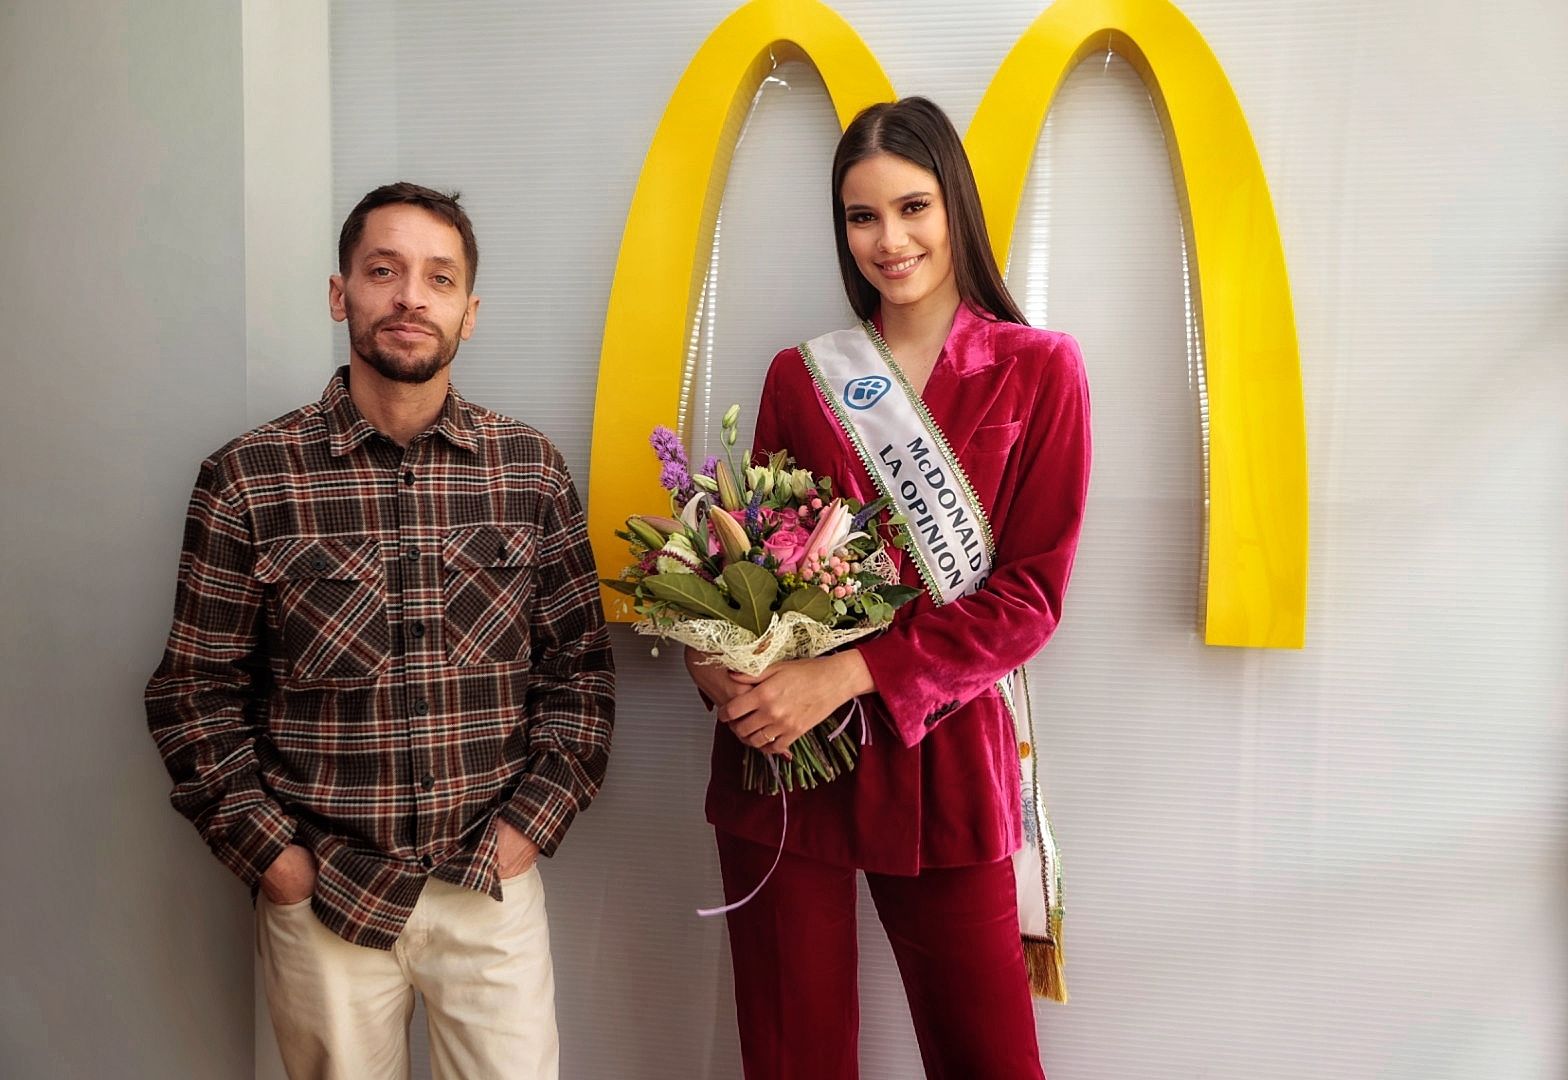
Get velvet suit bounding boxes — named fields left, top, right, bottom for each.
left=707, top=304, right=1092, bottom=867
left=705, top=304, right=1091, bottom=1078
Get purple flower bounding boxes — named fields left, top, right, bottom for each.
left=701, top=455, right=720, bottom=479
left=850, top=496, right=891, bottom=533
left=745, top=485, right=764, bottom=528
left=660, top=461, right=693, bottom=496
left=649, top=426, right=694, bottom=500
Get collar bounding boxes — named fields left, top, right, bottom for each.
left=321, top=366, right=480, bottom=457
left=870, top=301, right=1007, bottom=378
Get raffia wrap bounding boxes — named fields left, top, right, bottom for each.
left=633, top=547, right=900, bottom=673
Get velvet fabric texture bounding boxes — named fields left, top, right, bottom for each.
left=716, top=831, right=1046, bottom=1080
left=705, top=304, right=1092, bottom=873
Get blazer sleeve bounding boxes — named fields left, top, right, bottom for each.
left=750, top=348, right=796, bottom=461
left=855, top=333, right=1092, bottom=748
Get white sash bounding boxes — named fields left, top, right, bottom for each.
left=799, top=322, right=1065, bottom=995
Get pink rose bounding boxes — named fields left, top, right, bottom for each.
left=763, top=523, right=812, bottom=573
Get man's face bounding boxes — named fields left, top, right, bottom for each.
left=330, top=204, right=479, bottom=384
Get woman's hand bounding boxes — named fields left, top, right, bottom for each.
left=720, top=651, right=875, bottom=755
left=684, top=646, right=752, bottom=710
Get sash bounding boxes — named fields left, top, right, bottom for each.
left=799, top=322, right=1067, bottom=1002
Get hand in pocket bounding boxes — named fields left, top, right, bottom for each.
left=259, top=844, right=318, bottom=905
left=495, top=819, right=540, bottom=879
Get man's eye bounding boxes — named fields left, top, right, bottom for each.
left=370, top=267, right=393, bottom=278
left=433, top=275, right=453, bottom=286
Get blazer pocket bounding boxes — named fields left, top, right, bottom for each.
left=254, top=536, right=390, bottom=682
left=441, top=524, right=535, bottom=667
left=961, top=421, right=1023, bottom=512
left=967, top=420, right=1022, bottom=454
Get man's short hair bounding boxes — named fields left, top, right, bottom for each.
left=338, top=182, right=480, bottom=292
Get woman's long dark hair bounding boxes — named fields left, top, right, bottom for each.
left=831, top=97, right=1027, bottom=326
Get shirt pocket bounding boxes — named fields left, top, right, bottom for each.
left=441, top=524, right=535, bottom=667
left=254, top=536, right=390, bottom=682
left=962, top=420, right=1023, bottom=511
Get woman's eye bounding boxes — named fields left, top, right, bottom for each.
left=903, top=200, right=930, bottom=215
left=847, top=212, right=875, bottom=225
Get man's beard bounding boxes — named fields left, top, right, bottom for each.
left=346, top=300, right=461, bottom=385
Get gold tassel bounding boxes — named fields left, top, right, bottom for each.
left=1023, top=933, right=1068, bottom=1003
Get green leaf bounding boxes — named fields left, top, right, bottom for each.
left=720, top=561, right=779, bottom=637
left=599, top=579, right=641, bottom=597
left=861, top=598, right=893, bottom=625
left=642, top=574, right=738, bottom=622
left=778, top=586, right=834, bottom=623
left=876, top=584, right=924, bottom=609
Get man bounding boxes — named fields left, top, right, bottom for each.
left=146, top=182, right=613, bottom=1079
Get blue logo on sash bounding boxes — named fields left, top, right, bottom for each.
left=843, top=376, right=891, bottom=411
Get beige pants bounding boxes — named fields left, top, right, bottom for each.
left=257, top=868, right=558, bottom=1080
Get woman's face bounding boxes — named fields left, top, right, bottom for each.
left=840, top=152, right=958, bottom=314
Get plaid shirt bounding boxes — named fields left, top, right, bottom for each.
left=146, top=368, right=614, bottom=949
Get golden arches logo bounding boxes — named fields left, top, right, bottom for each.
left=590, top=0, right=1307, bottom=649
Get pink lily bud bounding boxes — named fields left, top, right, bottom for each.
left=708, top=506, right=752, bottom=564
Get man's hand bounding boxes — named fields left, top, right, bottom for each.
left=496, top=819, right=540, bottom=879
left=259, top=844, right=318, bottom=905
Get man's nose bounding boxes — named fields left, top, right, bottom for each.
left=393, top=278, right=429, bottom=310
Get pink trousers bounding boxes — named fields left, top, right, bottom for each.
left=716, top=830, right=1046, bottom=1080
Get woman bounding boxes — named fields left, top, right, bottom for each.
left=686, top=96, right=1091, bottom=1079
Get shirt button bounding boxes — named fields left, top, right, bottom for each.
left=413, top=699, right=429, bottom=715
left=420, top=855, right=433, bottom=870
left=403, top=471, right=416, bottom=486
left=309, top=555, right=328, bottom=572
left=404, top=546, right=421, bottom=561
left=421, top=772, right=435, bottom=791
left=410, top=620, right=426, bottom=639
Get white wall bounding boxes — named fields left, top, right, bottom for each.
left=0, top=2, right=253, bottom=1076
left=327, top=2, right=1568, bottom=1078
left=2, top=2, right=1561, bottom=1078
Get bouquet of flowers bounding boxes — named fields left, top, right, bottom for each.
left=604, top=405, right=919, bottom=794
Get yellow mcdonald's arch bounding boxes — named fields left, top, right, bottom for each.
left=590, top=0, right=1308, bottom=648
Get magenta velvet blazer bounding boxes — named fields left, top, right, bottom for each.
left=705, top=304, right=1092, bottom=873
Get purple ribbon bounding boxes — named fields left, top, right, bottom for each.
left=697, top=756, right=786, bottom=918
left=697, top=699, right=869, bottom=918
left=826, top=696, right=870, bottom=745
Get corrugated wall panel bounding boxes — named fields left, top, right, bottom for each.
left=326, top=3, right=1568, bottom=1077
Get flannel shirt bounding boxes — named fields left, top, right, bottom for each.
left=146, top=368, right=614, bottom=949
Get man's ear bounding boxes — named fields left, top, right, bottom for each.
left=329, top=274, right=347, bottom=323
left=460, top=294, right=480, bottom=340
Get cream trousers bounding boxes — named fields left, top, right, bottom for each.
left=257, top=868, right=558, bottom=1080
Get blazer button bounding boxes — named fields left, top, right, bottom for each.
left=1019, top=741, right=1032, bottom=759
